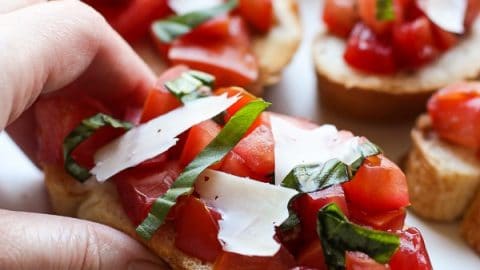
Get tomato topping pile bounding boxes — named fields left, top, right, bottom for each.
left=34, top=66, right=431, bottom=269
left=427, top=82, right=480, bottom=149
left=323, top=0, right=479, bottom=74
left=85, top=0, right=275, bottom=87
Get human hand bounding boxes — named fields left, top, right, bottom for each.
left=0, top=1, right=166, bottom=269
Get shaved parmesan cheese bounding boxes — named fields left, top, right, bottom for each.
left=168, top=0, right=223, bottom=15
left=195, top=169, right=298, bottom=256
left=91, top=94, right=239, bottom=181
left=271, top=116, right=364, bottom=185
left=417, top=0, right=467, bottom=34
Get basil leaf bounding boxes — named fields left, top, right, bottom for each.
left=318, top=203, right=400, bottom=270
left=152, top=0, right=238, bottom=43
left=165, top=70, right=215, bottom=103
left=279, top=140, right=381, bottom=231
left=376, top=0, right=395, bottom=21
left=136, top=99, right=270, bottom=240
left=63, top=113, right=133, bottom=182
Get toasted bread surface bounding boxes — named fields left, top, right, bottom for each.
left=313, top=19, right=480, bottom=120
left=405, top=115, right=480, bottom=221
left=44, top=165, right=212, bottom=270
left=133, top=0, right=301, bottom=95
left=461, top=191, right=480, bottom=255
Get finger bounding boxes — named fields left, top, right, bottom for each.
left=0, top=0, right=44, bottom=14
left=1, top=0, right=155, bottom=159
left=0, top=209, right=167, bottom=270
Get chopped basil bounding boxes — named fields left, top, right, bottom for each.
left=152, top=0, right=238, bottom=43
left=318, top=203, right=400, bottom=270
left=376, top=0, right=395, bottom=21
left=63, top=113, right=133, bottom=182
left=136, top=99, right=270, bottom=240
left=165, top=70, right=215, bottom=103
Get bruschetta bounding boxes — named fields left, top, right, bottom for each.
left=405, top=81, right=480, bottom=254
left=314, top=0, right=480, bottom=120
left=34, top=66, right=432, bottom=269
left=83, top=0, right=301, bottom=95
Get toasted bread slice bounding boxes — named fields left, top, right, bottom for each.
left=134, top=0, right=301, bottom=95
left=44, top=165, right=212, bottom=270
left=461, top=191, right=480, bottom=255
left=404, top=115, right=480, bottom=221
left=313, top=19, right=480, bottom=121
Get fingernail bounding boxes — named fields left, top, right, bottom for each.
left=128, top=259, right=168, bottom=270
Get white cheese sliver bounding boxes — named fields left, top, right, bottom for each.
left=91, top=94, right=239, bottom=181
left=195, top=169, right=298, bottom=256
left=168, top=0, right=223, bottom=15
left=417, top=0, right=467, bottom=34
left=271, top=116, right=363, bottom=185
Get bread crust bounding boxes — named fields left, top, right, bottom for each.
left=313, top=19, right=480, bottom=120
left=405, top=115, right=480, bottom=221
left=134, top=0, right=301, bottom=95
left=461, top=191, right=480, bottom=255
left=44, top=165, right=213, bottom=270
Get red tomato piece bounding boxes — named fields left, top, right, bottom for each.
left=191, top=15, right=232, bottom=38
left=214, top=87, right=257, bottom=120
left=427, top=82, right=480, bottom=148
left=342, top=155, right=410, bottom=213
left=344, top=23, right=397, bottom=74
left=431, top=24, right=459, bottom=51
left=357, top=0, right=407, bottom=35
left=140, top=65, right=187, bottom=123
left=323, top=0, right=359, bottom=38
left=389, top=228, right=432, bottom=270
left=214, top=247, right=296, bottom=270
left=297, top=240, right=327, bottom=270
left=220, top=151, right=252, bottom=177
left=465, top=0, right=480, bottom=29
left=169, top=16, right=258, bottom=87
left=349, top=206, right=406, bottom=231
left=180, top=120, right=222, bottom=166
left=237, top=0, right=273, bottom=33
left=85, top=0, right=172, bottom=42
left=174, top=195, right=222, bottom=262
left=346, top=251, right=389, bottom=270
left=294, top=185, right=349, bottom=242
left=393, top=16, right=438, bottom=69
left=114, top=160, right=183, bottom=225
left=233, top=124, right=275, bottom=178
left=35, top=93, right=112, bottom=165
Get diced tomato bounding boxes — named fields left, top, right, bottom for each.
left=431, top=24, right=459, bottom=51
left=342, top=155, right=409, bottom=213
left=85, top=0, right=172, bottom=42
left=427, top=82, right=480, bottom=149
left=220, top=151, right=253, bottom=177
left=237, top=0, right=273, bottom=33
left=393, top=16, right=438, bottom=68
left=214, top=247, right=296, bottom=270
left=180, top=120, right=222, bottom=166
left=34, top=93, right=112, bottom=165
left=174, top=195, right=222, bottom=262
left=294, top=185, right=349, bottom=242
left=349, top=206, right=406, bottom=231
left=140, top=65, right=187, bottom=123
left=214, top=87, right=257, bottom=120
left=169, top=16, right=258, bottom=87
left=465, top=0, right=480, bottom=29
left=357, top=0, right=408, bottom=35
left=346, top=251, right=389, bottom=270
left=389, top=228, right=432, bottom=270
left=114, top=160, right=183, bottom=225
left=344, top=23, right=396, bottom=74
left=190, top=15, right=232, bottom=38
left=297, top=240, right=327, bottom=270
left=323, top=0, right=359, bottom=38
left=233, top=124, right=274, bottom=178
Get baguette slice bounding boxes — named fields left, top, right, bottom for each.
left=44, top=165, right=212, bottom=270
left=313, top=19, right=480, bottom=121
left=404, top=114, right=480, bottom=221
left=134, top=0, right=301, bottom=96
left=461, top=191, right=480, bottom=255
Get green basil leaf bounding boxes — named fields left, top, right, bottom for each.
left=165, top=70, right=215, bottom=103
left=63, top=113, right=133, bottom=182
left=376, top=0, right=395, bottom=21
left=136, top=99, right=270, bottom=240
left=152, top=0, right=238, bottom=43
left=318, top=203, right=400, bottom=270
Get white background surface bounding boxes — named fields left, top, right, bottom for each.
left=0, top=0, right=479, bottom=269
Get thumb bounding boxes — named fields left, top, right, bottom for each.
left=0, top=210, right=167, bottom=270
